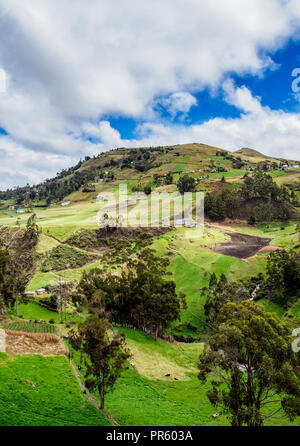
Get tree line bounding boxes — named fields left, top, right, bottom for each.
left=72, top=248, right=186, bottom=340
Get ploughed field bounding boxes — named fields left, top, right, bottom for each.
left=212, top=231, right=271, bottom=259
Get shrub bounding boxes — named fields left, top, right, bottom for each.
left=41, top=245, right=95, bottom=272
left=248, top=215, right=256, bottom=225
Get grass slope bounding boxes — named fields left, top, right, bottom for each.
left=69, top=328, right=228, bottom=426
left=69, top=328, right=300, bottom=426
left=0, top=354, right=111, bottom=426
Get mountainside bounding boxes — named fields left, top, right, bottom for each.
left=0, top=143, right=299, bottom=205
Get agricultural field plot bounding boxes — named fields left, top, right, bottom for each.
left=36, top=233, right=60, bottom=253
left=172, top=163, right=187, bottom=173
left=27, top=258, right=103, bottom=291
left=4, top=321, right=56, bottom=334
left=4, top=330, right=65, bottom=356
left=208, top=170, right=247, bottom=181
left=171, top=155, right=190, bottom=173
left=0, top=197, right=111, bottom=237
left=15, top=302, right=61, bottom=324
left=272, top=168, right=300, bottom=185
left=0, top=354, right=111, bottom=426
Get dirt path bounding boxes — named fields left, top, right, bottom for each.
left=69, top=359, right=119, bottom=426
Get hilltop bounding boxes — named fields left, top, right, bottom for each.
left=234, top=147, right=270, bottom=158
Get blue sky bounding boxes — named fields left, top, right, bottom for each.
left=1, top=0, right=300, bottom=188
left=111, top=40, right=300, bottom=140
left=103, top=43, right=300, bottom=143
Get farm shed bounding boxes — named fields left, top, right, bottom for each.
left=24, top=291, right=37, bottom=297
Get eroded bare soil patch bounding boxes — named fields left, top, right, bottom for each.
left=213, top=232, right=271, bottom=259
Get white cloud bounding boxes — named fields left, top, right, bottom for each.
left=222, top=79, right=263, bottom=115
left=0, top=1, right=300, bottom=186
left=0, top=68, right=6, bottom=93
left=1, top=83, right=300, bottom=190
left=82, top=121, right=123, bottom=147
left=161, top=92, right=197, bottom=119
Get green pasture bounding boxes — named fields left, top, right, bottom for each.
left=0, top=354, right=111, bottom=426
left=68, top=327, right=300, bottom=426
left=16, top=302, right=60, bottom=323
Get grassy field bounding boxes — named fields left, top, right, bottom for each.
left=16, top=302, right=60, bottom=323
left=7, top=301, right=80, bottom=326
left=0, top=354, right=111, bottom=426
left=254, top=299, right=286, bottom=318
left=0, top=199, right=103, bottom=241
left=68, top=327, right=300, bottom=426
left=69, top=327, right=229, bottom=426
left=36, top=233, right=60, bottom=253
left=27, top=258, right=103, bottom=291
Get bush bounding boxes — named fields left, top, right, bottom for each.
left=39, top=294, right=58, bottom=311
left=248, top=215, right=256, bottom=225
left=143, top=185, right=152, bottom=195
left=41, top=245, right=95, bottom=272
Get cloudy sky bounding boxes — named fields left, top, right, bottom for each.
left=1, top=0, right=300, bottom=188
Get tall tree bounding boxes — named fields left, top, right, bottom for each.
left=203, top=274, right=247, bottom=328
left=177, top=175, right=196, bottom=194
left=256, top=249, right=300, bottom=307
left=70, top=315, right=130, bottom=409
left=198, top=302, right=300, bottom=426
left=0, top=216, right=39, bottom=314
